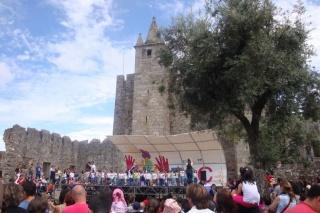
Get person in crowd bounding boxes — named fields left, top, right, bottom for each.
left=50, top=166, right=56, bottom=184
left=19, top=180, right=36, bottom=210
left=62, top=185, right=89, bottom=213
left=49, top=187, right=73, bottom=213
left=209, top=184, right=217, bottom=198
left=215, top=188, right=237, bottom=213
left=284, top=184, right=320, bottom=213
left=27, top=196, right=49, bottom=213
left=177, top=198, right=191, bottom=213
left=231, top=167, right=260, bottom=212
left=35, top=163, right=41, bottom=179
left=64, top=191, right=75, bottom=207
left=15, top=173, right=25, bottom=185
left=91, top=161, right=96, bottom=173
left=111, top=188, right=128, bottom=213
left=46, top=181, right=55, bottom=197
left=163, top=198, right=181, bottom=213
left=186, top=159, right=194, bottom=185
left=144, top=198, right=160, bottom=213
left=186, top=184, right=214, bottom=213
left=271, top=178, right=283, bottom=200
left=88, top=189, right=113, bottom=213
left=127, top=202, right=143, bottom=213
left=269, top=180, right=297, bottom=213
left=2, top=183, right=26, bottom=213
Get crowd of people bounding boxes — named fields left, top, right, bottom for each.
left=13, top=161, right=200, bottom=188
left=1, top=165, right=320, bottom=213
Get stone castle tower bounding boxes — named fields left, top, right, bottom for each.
left=113, top=17, right=189, bottom=136
left=113, top=18, right=251, bottom=178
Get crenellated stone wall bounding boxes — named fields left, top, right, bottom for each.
left=1, top=125, right=123, bottom=182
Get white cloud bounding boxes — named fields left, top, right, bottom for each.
left=0, top=62, right=14, bottom=87
left=157, top=0, right=206, bottom=17
left=77, top=116, right=113, bottom=125
left=0, top=0, right=136, bottom=146
left=46, top=0, right=134, bottom=74
left=67, top=125, right=112, bottom=141
left=0, top=71, right=116, bottom=124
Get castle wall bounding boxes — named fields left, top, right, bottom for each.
left=113, top=74, right=134, bottom=135
left=1, top=125, right=123, bottom=182
left=0, top=151, right=5, bottom=178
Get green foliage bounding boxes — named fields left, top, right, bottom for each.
left=258, top=115, right=319, bottom=167
left=312, top=139, right=320, bottom=157
left=160, top=0, right=319, bottom=165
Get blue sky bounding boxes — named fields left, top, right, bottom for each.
left=0, top=0, right=320, bottom=151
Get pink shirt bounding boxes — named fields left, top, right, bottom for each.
left=284, top=202, right=317, bottom=213
left=62, top=203, right=89, bottom=213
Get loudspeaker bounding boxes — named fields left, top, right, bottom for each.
left=200, top=170, right=207, bottom=181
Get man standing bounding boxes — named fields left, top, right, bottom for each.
left=285, top=184, right=320, bottom=213
left=35, top=163, right=41, bottom=179
left=91, top=161, right=96, bottom=173
left=186, top=159, right=194, bottom=185
left=62, top=185, right=89, bottom=213
left=50, top=166, right=56, bottom=183
left=19, top=180, right=36, bottom=210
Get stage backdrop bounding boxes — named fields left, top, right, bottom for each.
left=108, top=130, right=227, bottom=186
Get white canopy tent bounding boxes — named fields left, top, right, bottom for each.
left=108, top=130, right=227, bottom=185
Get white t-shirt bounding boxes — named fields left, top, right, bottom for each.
left=187, top=206, right=215, bottom=213
left=69, top=172, right=75, bottom=178
left=242, top=181, right=260, bottom=204
left=91, top=164, right=96, bottom=172
left=159, top=173, right=165, bottom=179
left=145, top=173, right=152, bottom=180
left=107, top=173, right=113, bottom=179
left=152, top=173, right=158, bottom=180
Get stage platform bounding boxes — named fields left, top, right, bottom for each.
left=56, top=184, right=187, bottom=201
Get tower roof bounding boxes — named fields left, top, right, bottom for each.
left=136, top=33, right=144, bottom=46
left=145, top=17, right=162, bottom=44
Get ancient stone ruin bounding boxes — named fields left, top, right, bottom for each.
left=0, top=125, right=122, bottom=181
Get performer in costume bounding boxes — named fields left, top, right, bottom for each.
left=185, top=158, right=194, bottom=185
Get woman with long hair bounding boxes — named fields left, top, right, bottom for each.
left=268, top=180, right=297, bottom=213
left=111, top=188, right=128, bottom=213
left=231, top=167, right=260, bottom=213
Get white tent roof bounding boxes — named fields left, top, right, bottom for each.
left=108, top=130, right=226, bottom=166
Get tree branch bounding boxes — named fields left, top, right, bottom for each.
left=251, top=89, right=273, bottom=125
left=232, top=110, right=251, bottom=134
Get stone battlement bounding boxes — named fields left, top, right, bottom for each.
left=1, top=125, right=122, bottom=182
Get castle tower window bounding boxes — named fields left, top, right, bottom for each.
left=146, top=116, right=148, bottom=123
left=147, top=49, right=152, bottom=57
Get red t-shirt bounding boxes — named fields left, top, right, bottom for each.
left=62, top=203, right=89, bottom=213
left=284, top=202, right=317, bottom=213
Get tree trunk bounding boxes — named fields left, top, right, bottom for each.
left=247, top=126, right=260, bottom=167
left=233, top=109, right=261, bottom=167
